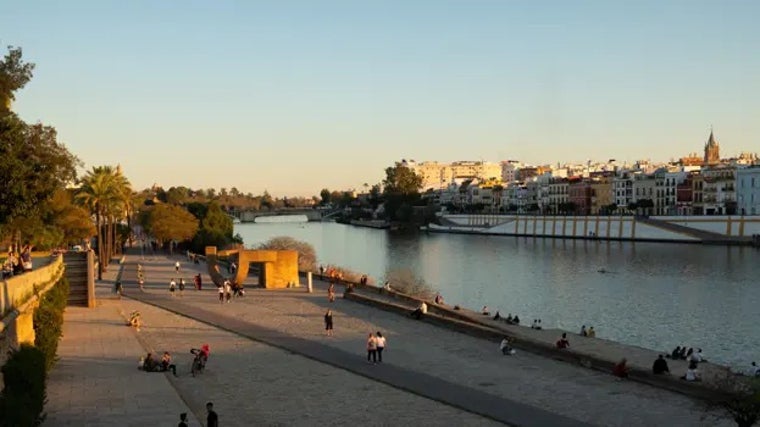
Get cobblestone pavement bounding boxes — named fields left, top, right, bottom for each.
left=45, top=272, right=200, bottom=426
left=123, top=254, right=731, bottom=427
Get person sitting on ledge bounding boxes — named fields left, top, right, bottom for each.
left=682, top=361, right=701, bottom=381
left=142, top=353, right=159, bottom=372
left=688, top=348, right=703, bottom=363
left=580, top=325, right=587, bottom=336
left=499, top=337, right=516, bottom=355
left=668, top=346, right=681, bottom=359
left=653, top=354, right=670, bottom=375
left=411, top=301, right=427, bottom=320
left=685, top=347, right=694, bottom=360
left=556, top=333, right=570, bottom=349
left=505, top=313, right=513, bottom=324
left=493, top=311, right=501, bottom=321
left=512, top=315, right=520, bottom=325
left=481, top=306, right=490, bottom=316
left=531, top=319, right=541, bottom=330
left=612, top=358, right=629, bottom=378
left=587, top=326, right=595, bottom=337
left=678, top=346, right=688, bottom=360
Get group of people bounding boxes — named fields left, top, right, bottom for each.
left=579, top=325, right=596, bottom=337
left=492, top=311, right=521, bottom=325
left=366, top=331, right=387, bottom=364
left=667, top=346, right=703, bottom=363
left=531, top=319, right=543, bottom=330
left=169, top=278, right=187, bottom=296
left=2, top=244, right=33, bottom=278
left=218, top=280, right=244, bottom=303
left=139, top=351, right=177, bottom=376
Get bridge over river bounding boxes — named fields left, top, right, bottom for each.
left=234, top=208, right=340, bottom=223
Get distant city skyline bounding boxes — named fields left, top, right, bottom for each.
left=3, top=1, right=759, bottom=196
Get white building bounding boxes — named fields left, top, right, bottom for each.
left=701, top=166, right=737, bottom=215
left=737, top=165, right=760, bottom=215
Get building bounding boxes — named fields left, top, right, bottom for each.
left=676, top=174, right=695, bottom=215
left=691, top=173, right=705, bottom=215
left=547, top=178, right=569, bottom=214
left=701, top=165, right=737, bottom=215
left=589, top=176, right=614, bottom=214
left=406, top=160, right=502, bottom=191
left=737, top=165, right=760, bottom=215
left=614, top=173, right=635, bottom=211
left=703, top=130, right=720, bottom=166
left=568, top=179, right=592, bottom=215
left=632, top=175, right=656, bottom=215
left=500, top=161, right=520, bottom=184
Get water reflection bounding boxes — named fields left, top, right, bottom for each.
left=236, top=221, right=760, bottom=367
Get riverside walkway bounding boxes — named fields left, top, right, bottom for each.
left=113, top=253, right=727, bottom=426
left=45, top=266, right=200, bottom=426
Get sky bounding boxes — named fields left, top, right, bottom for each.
left=2, top=0, right=759, bottom=197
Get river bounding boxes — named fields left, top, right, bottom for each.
left=236, top=217, right=760, bottom=368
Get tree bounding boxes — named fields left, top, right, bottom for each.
left=382, top=162, right=422, bottom=196
left=146, top=204, right=199, bottom=254
left=258, top=236, right=316, bottom=272
left=77, top=166, right=129, bottom=279
left=1, top=119, right=79, bottom=238
left=320, top=188, right=331, bottom=205
left=1, top=46, right=35, bottom=115
left=47, top=189, right=95, bottom=246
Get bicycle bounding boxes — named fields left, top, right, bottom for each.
left=190, top=348, right=207, bottom=377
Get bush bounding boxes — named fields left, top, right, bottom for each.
left=257, top=236, right=316, bottom=272
left=323, top=264, right=373, bottom=285
left=383, top=268, right=434, bottom=299
left=33, top=276, right=69, bottom=372
left=704, top=372, right=760, bottom=427
left=0, top=344, right=47, bottom=426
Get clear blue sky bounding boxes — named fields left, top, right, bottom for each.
left=3, top=0, right=758, bottom=196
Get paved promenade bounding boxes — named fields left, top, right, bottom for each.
left=45, top=266, right=200, bottom=426
left=119, top=254, right=729, bottom=426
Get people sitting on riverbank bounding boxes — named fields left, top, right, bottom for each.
left=556, top=333, right=570, bottom=349
left=530, top=319, right=543, bottom=330
left=682, top=361, right=701, bottom=381
left=411, top=301, right=427, bottom=320
left=678, top=346, right=688, bottom=360
left=613, top=358, right=629, bottom=378
left=586, top=326, right=595, bottom=337
left=505, top=313, right=513, bottom=323
left=512, top=315, right=520, bottom=325
left=499, top=337, right=516, bottom=355
left=668, top=346, right=681, bottom=359
left=685, top=347, right=694, bottom=360
left=688, top=348, right=703, bottom=363
left=493, top=311, right=501, bottom=321
left=481, top=306, right=490, bottom=316
left=653, top=355, right=670, bottom=375
left=580, top=325, right=587, bottom=336
left=383, top=281, right=391, bottom=291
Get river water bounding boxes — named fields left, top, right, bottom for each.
left=236, top=218, right=760, bottom=367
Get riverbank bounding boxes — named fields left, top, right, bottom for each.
left=118, top=253, right=729, bottom=426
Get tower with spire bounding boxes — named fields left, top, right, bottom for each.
left=703, top=129, right=720, bottom=166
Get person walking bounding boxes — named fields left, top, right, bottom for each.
left=224, top=281, right=232, bottom=303
left=178, top=412, right=188, bottom=427
left=175, top=261, right=180, bottom=273
left=178, top=278, right=185, bottom=297
left=366, top=333, right=378, bottom=364
left=324, top=309, right=333, bottom=336
left=218, top=284, right=225, bottom=304
left=206, top=402, right=218, bottom=427
left=375, top=331, right=386, bottom=363
left=327, top=283, right=335, bottom=302
left=169, top=278, right=176, bottom=296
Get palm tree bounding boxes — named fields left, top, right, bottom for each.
left=76, top=165, right=131, bottom=280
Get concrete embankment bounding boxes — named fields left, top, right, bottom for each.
left=342, top=281, right=736, bottom=402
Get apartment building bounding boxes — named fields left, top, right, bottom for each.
left=737, top=165, right=760, bottom=215
left=701, top=166, right=737, bottom=215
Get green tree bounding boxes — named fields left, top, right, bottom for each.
left=76, top=166, right=130, bottom=279
left=320, top=188, right=331, bottom=205
left=1, top=46, right=35, bottom=115
left=382, top=162, right=422, bottom=196
left=146, top=204, right=199, bottom=254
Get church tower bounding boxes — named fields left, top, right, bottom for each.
left=703, top=129, right=720, bottom=166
